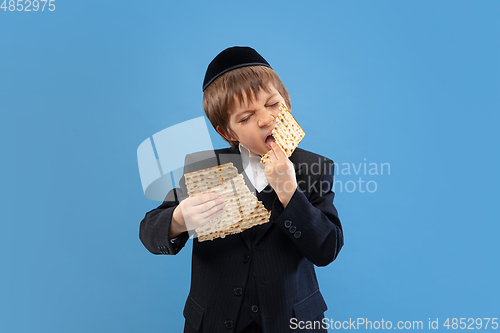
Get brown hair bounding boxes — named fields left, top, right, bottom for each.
left=202, top=66, right=291, bottom=147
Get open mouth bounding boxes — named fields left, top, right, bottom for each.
left=265, top=134, right=276, bottom=150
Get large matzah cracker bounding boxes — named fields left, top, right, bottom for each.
left=184, top=163, right=270, bottom=242
left=261, top=103, right=305, bottom=164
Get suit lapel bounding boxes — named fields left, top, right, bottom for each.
left=253, top=186, right=277, bottom=244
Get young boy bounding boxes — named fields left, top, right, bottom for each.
left=140, top=46, right=343, bottom=333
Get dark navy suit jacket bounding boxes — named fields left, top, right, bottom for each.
left=139, top=146, right=343, bottom=332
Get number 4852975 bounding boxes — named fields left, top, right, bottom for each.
left=1, top=0, right=55, bottom=11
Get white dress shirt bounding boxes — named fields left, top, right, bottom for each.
left=239, top=143, right=269, bottom=193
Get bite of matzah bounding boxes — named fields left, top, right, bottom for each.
left=260, top=103, right=306, bottom=164
left=184, top=163, right=270, bottom=242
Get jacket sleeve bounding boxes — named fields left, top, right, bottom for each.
left=139, top=150, right=226, bottom=255
left=270, top=158, right=343, bottom=266
left=139, top=196, right=190, bottom=255
left=139, top=162, right=191, bottom=256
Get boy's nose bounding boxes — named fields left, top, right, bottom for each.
left=258, top=112, right=275, bottom=127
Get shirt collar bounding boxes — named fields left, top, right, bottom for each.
left=238, top=143, right=268, bottom=192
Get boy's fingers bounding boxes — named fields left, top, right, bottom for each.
left=191, top=192, right=220, bottom=206
left=201, top=201, right=226, bottom=221
left=268, top=143, right=279, bottom=161
left=197, top=195, right=225, bottom=214
left=271, top=142, right=286, bottom=159
left=266, top=148, right=277, bottom=164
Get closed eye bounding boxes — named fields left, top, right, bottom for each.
left=240, top=114, right=252, bottom=123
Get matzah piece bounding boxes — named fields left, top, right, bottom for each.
left=185, top=163, right=239, bottom=196
left=183, top=163, right=270, bottom=242
left=260, top=103, right=305, bottom=164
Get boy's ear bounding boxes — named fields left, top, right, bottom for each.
left=216, top=126, right=235, bottom=141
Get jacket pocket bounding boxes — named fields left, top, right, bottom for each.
left=293, top=290, right=328, bottom=322
left=183, top=295, right=205, bottom=332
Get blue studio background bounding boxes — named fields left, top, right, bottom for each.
left=2, top=1, right=499, bottom=332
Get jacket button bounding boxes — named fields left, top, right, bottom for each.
left=289, top=225, right=297, bottom=233
left=251, top=305, right=259, bottom=313
left=294, top=231, right=302, bottom=238
left=158, top=246, right=169, bottom=254
left=284, top=220, right=292, bottom=228
left=224, top=320, right=234, bottom=329
left=234, top=287, right=243, bottom=296
left=243, top=254, right=250, bottom=263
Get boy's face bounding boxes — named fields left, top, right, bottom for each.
left=226, top=84, right=288, bottom=156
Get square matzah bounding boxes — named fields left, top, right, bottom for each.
left=261, top=103, right=305, bottom=164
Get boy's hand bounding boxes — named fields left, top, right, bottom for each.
left=170, top=193, right=225, bottom=238
left=264, top=143, right=297, bottom=207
